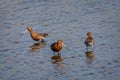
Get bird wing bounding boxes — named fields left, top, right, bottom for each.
left=38, top=33, right=48, bottom=37
left=84, top=37, right=94, bottom=44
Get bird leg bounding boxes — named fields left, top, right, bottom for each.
left=41, top=39, right=45, bottom=42
left=86, top=46, right=88, bottom=51
left=57, top=53, right=61, bottom=56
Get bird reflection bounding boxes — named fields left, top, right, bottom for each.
left=29, top=42, right=46, bottom=52
left=51, top=54, right=66, bottom=75
left=51, top=54, right=62, bottom=63
left=85, top=51, right=94, bottom=64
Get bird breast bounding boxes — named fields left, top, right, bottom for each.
left=30, top=32, right=41, bottom=41
left=51, top=43, right=62, bottom=52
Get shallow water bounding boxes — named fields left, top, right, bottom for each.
left=0, top=0, right=120, bottom=80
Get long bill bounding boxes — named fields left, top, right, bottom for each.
left=62, top=42, right=70, bottom=51
left=21, top=29, right=28, bottom=35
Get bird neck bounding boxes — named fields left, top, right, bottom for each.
left=27, top=28, right=33, bottom=33
left=57, top=42, right=62, bottom=48
left=88, top=36, right=92, bottom=38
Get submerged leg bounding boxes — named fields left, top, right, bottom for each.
left=58, top=53, right=60, bottom=56
left=41, top=39, right=44, bottom=42
left=86, top=46, right=88, bottom=51
left=92, top=46, right=94, bottom=51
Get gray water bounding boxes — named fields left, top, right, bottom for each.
left=0, top=0, right=120, bottom=80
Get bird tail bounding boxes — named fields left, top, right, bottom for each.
left=41, top=33, right=48, bottom=37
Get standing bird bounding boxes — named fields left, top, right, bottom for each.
left=84, top=32, right=94, bottom=51
left=22, top=26, right=48, bottom=42
left=50, top=40, right=66, bottom=55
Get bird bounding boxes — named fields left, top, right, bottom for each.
left=22, top=26, right=48, bottom=42
left=84, top=32, right=94, bottom=51
left=50, top=40, right=64, bottom=54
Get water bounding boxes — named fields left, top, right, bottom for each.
left=0, top=0, right=120, bottom=80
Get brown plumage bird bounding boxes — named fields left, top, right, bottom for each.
left=23, top=26, right=48, bottom=41
left=84, top=32, right=94, bottom=51
left=50, top=40, right=64, bottom=54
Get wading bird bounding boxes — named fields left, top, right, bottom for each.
left=50, top=40, right=66, bottom=55
left=84, top=32, right=94, bottom=51
left=22, top=26, right=48, bottom=42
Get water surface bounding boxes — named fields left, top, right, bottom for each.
left=0, top=0, right=120, bottom=80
